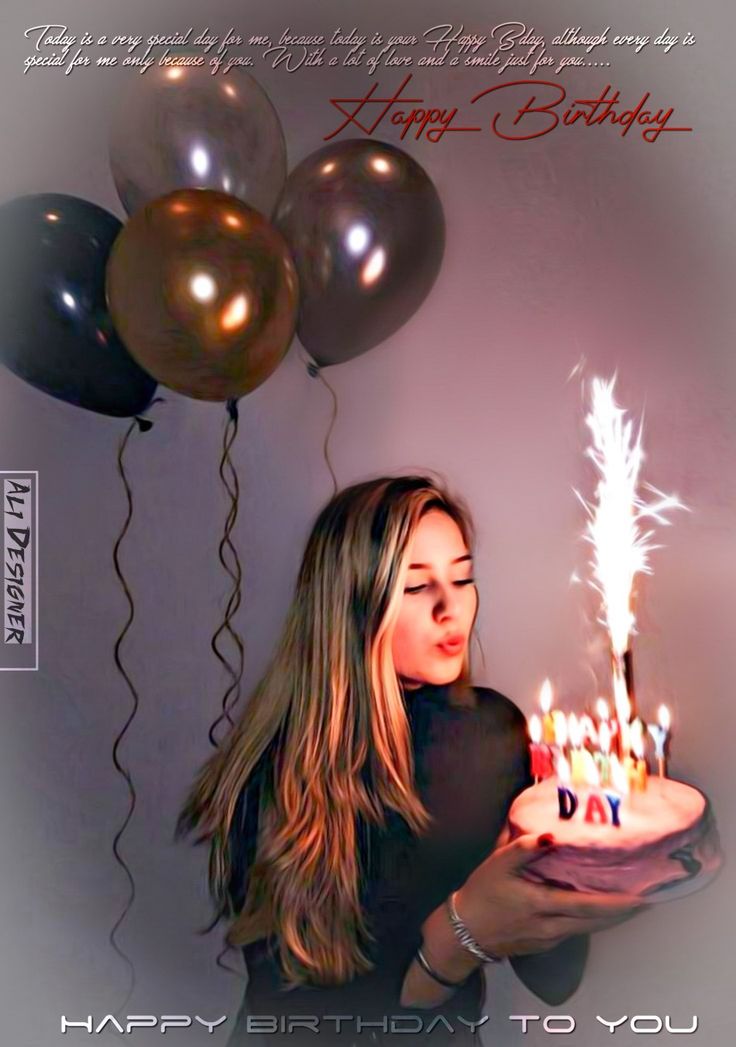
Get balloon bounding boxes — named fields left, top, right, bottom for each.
left=0, top=193, right=157, bottom=418
left=106, top=188, right=298, bottom=402
left=109, top=66, right=287, bottom=219
left=274, top=138, right=445, bottom=367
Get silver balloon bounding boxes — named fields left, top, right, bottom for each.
left=109, top=66, right=286, bottom=218
left=274, top=138, right=445, bottom=367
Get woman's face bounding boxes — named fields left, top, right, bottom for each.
left=391, top=509, right=478, bottom=690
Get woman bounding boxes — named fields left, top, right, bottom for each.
left=176, top=474, right=647, bottom=1046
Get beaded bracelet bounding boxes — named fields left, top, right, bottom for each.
left=446, top=890, right=505, bottom=964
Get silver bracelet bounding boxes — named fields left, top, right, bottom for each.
left=447, top=890, right=504, bottom=964
left=415, top=945, right=470, bottom=989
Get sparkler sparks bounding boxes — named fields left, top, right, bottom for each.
left=573, top=375, right=688, bottom=658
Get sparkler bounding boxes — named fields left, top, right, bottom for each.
left=574, top=375, right=687, bottom=752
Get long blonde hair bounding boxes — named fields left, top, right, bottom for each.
left=175, top=473, right=478, bottom=990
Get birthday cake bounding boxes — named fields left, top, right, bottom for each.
left=507, top=775, right=722, bottom=898
left=505, top=376, right=723, bottom=903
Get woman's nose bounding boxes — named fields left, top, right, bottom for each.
left=434, top=582, right=462, bottom=618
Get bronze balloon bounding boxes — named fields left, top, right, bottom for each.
left=109, top=66, right=287, bottom=218
left=106, top=189, right=299, bottom=402
left=274, top=138, right=445, bottom=367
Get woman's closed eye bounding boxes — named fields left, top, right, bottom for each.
left=404, top=578, right=476, bottom=594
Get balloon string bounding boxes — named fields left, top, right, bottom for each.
left=207, top=399, right=248, bottom=976
left=106, top=397, right=166, bottom=1031
left=299, top=348, right=339, bottom=496
left=208, top=398, right=245, bottom=748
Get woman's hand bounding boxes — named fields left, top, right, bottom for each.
left=457, top=832, right=648, bottom=958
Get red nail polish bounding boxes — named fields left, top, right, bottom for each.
left=537, top=833, right=555, bottom=847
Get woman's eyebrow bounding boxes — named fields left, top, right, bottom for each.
left=408, top=553, right=473, bottom=569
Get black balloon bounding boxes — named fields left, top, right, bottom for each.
left=274, top=138, right=445, bottom=367
left=0, top=193, right=157, bottom=417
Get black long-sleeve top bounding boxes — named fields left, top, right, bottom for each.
left=225, top=680, right=588, bottom=1046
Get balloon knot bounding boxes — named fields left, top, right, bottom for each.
left=135, top=416, right=154, bottom=433
left=306, top=362, right=320, bottom=378
left=226, top=398, right=240, bottom=422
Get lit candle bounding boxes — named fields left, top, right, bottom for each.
left=556, top=750, right=623, bottom=828
left=597, top=697, right=620, bottom=756
left=556, top=753, right=578, bottom=820
left=595, top=721, right=612, bottom=786
left=632, top=729, right=648, bottom=792
left=568, top=714, right=587, bottom=786
left=630, top=716, right=645, bottom=750
left=647, top=704, right=670, bottom=777
left=528, top=714, right=554, bottom=783
left=610, top=753, right=630, bottom=796
left=608, top=715, right=620, bottom=750
left=557, top=752, right=570, bottom=783
left=580, top=713, right=598, bottom=747
left=584, top=751, right=601, bottom=786
left=581, top=747, right=599, bottom=785
left=582, top=760, right=622, bottom=827
left=553, top=709, right=569, bottom=752
left=540, top=678, right=556, bottom=744
left=528, top=714, right=543, bottom=783
left=624, top=752, right=637, bottom=793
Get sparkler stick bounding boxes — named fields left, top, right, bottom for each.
left=574, top=375, right=687, bottom=756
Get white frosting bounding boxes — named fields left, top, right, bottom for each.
left=508, top=775, right=705, bottom=850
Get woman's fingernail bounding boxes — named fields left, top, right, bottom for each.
left=537, top=833, right=555, bottom=847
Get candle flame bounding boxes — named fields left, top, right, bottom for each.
left=539, top=678, right=553, bottom=713
left=610, top=753, right=630, bottom=795
left=599, top=721, right=611, bottom=754
left=658, top=704, right=671, bottom=730
left=573, top=375, right=688, bottom=657
left=580, top=714, right=598, bottom=745
left=568, top=712, right=583, bottom=748
left=596, top=697, right=610, bottom=721
left=529, top=714, right=542, bottom=744
left=630, top=716, right=644, bottom=745
left=584, top=750, right=600, bottom=786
